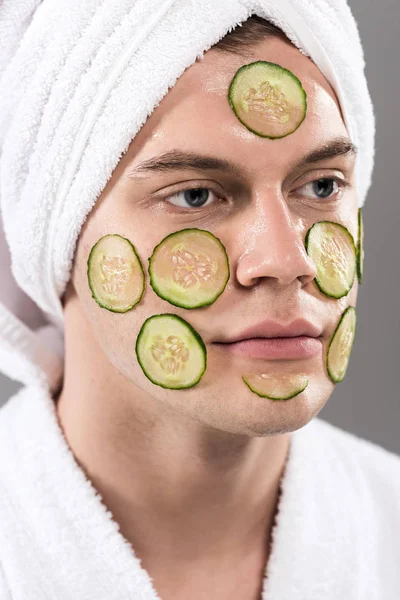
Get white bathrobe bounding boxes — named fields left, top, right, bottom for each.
left=0, top=381, right=399, bottom=599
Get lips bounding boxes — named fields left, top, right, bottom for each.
left=211, top=317, right=323, bottom=360
left=214, top=336, right=323, bottom=360
left=213, top=318, right=322, bottom=344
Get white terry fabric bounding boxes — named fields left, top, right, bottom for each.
left=0, top=0, right=375, bottom=392
left=0, top=383, right=399, bottom=599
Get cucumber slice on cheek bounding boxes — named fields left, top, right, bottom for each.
left=148, top=228, right=230, bottom=309
left=242, top=372, right=309, bottom=400
left=228, top=61, right=307, bottom=139
left=305, top=221, right=357, bottom=299
left=87, top=234, right=145, bottom=312
left=136, top=314, right=207, bottom=389
left=327, top=307, right=356, bottom=383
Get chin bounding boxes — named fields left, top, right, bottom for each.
left=183, top=382, right=331, bottom=437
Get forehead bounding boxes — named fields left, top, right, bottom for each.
left=131, top=36, right=348, bottom=170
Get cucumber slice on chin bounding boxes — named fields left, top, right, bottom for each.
left=357, top=208, right=364, bottom=284
left=87, top=234, right=145, bottom=312
left=305, top=221, right=357, bottom=299
left=136, top=314, right=207, bottom=389
left=242, top=372, right=309, bottom=400
left=327, top=306, right=356, bottom=383
left=148, top=228, right=229, bottom=309
left=228, top=61, right=307, bottom=139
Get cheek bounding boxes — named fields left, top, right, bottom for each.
left=347, top=276, right=358, bottom=306
left=74, top=227, right=163, bottom=376
left=79, top=277, right=168, bottom=381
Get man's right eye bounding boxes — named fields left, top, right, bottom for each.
left=163, top=187, right=219, bottom=209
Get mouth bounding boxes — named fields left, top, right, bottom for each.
left=211, top=317, right=323, bottom=359
left=213, top=336, right=323, bottom=360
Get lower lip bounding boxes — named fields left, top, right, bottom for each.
left=213, top=336, right=322, bottom=360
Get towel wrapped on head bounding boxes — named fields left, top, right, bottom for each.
left=0, top=0, right=375, bottom=393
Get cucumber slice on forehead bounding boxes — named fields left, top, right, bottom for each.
left=242, top=372, right=309, bottom=400
left=228, top=61, right=307, bottom=139
left=327, top=306, right=356, bottom=383
left=357, top=208, right=364, bottom=284
left=136, top=314, right=207, bottom=389
left=148, top=228, right=230, bottom=309
left=87, top=234, right=145, bottom=312
left=305, top=221, right=357, bottom=299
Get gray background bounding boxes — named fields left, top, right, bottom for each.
left=1, top=0, right=399, bottom=453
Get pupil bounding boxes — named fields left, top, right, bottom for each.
left=313, top=179, right=334, bottom=198
left=183, top=188, right=209, bottom=207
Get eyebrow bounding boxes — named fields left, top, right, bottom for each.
left=127, top=137, right=357, bottom=179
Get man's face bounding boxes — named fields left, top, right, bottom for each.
left=70, top=36, right=358, bottom=435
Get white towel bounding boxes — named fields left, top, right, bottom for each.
left=0, top=0, right=375, bottom=393
left=0, top=382, right=399, bottom=599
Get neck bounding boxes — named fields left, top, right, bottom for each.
left=55, top=291, right=290, bottom=568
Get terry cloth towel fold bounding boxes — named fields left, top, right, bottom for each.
left=0, top=383, right=399, bottom=599
left=0, top=0, right=375, bottom=393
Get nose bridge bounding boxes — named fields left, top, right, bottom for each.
left=236, top=187, right=317, bottom=286
left=261, top=191, right=302, bottom=252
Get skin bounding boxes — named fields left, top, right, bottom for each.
left=55, top=34, right=358, bottom=600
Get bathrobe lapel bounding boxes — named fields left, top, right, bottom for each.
left=0, top=384, right=396, bottom=599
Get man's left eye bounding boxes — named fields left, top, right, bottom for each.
left=164, top=187, right=217, bottom=209
left=296, top=178, right=343, bottom=199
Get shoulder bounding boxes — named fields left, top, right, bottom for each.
left=0, top=396, right=15, bottom=600
left=0, top=383, right=40, bottom=428
left=312, top=416, right=400, bottom=471
left=0, top=563, right=11, bottom=600
left=311, top=416, right=400, bottom=509
left=0, top=384, right=45, bottom=498
left=0, top=562, right=11, bottom=600
left=0, top=385, right=34, bottom=448
left=0, top=386, right=33, bottom=494
left=0, top=385, right=58, bottom=599
left=0, top=384, right=31, bottom=415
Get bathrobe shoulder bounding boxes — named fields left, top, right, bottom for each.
left=0, top=383, right=399, bottom=600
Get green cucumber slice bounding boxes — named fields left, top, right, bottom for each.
left=87, top=234, right=145, bottom=312
left=326, top=306, right=356, bottom=383
left=148, top=228, right=230, bottom=309
left=228, top=61, right=307, bottom=139
left=357, top=208, right=364, bottom=284
left=242, top=372, right=308, bottom=400
left=136, top=314, right=207, bottom=389
left=305, top=221, right=357, bottom=299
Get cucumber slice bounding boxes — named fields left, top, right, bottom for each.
left=228, top=61, right=307, bottom=139
left=357, top=208, right=364, bottom=284
left=305, top=221, right=357, bottom=299
left=242, top=372, right=308, bottom=400
left=136, top=314, right=207, bottom=389
left=148, top=228, right=230, bottom=309
left=327, top=306, right=356, bottom=383
left=87, top=234, right=145, bottom=313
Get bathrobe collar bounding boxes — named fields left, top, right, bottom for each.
left=0, top=383, right=381, bottom=599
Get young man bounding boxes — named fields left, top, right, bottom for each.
left=55, top=19, right=359, bottom=596
left=0, top=6, right=398, bottom=600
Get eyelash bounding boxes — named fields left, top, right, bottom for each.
left=161, top=177, right=349, bottom=210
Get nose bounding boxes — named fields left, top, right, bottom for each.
left=235, top=190, right=318, bottom=288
